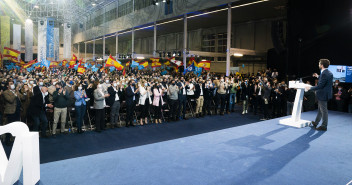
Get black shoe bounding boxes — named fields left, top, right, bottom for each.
left=311, top=121, right=318, bottom=128
left=184, top=117, right=188, bottom=120
left=52, top=134, right=57, bottom=138
left=196, top=114, right=199, bottom=118
left=95, top=130, right=101, bottom=133
left=316, top=126, right=327, bottom=131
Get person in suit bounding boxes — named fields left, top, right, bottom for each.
left=125, top=80, right=139, bottom=127
left=203, top=79, right=214, bottom=116
left=106, top=80, right=123, bottom=128
left=93, top=81, right=110, bottom=132
left=194, top=78, right=204, bottom=118
left=241, top=79, right=251, bottom=115
left=306, top=59, right=333, bottom=131
left=177, top=77, right=188, bottom=120
left=3, top=81, right=25, bottom=145
left=28, top=86, right=53, bottom=137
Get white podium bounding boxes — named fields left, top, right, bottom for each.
left=279, top=81, right=312, bottom=128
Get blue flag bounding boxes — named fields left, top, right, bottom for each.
left=74, top=64, right=79, bottom=70
left=92, top=65, right=98, bottom=72
left=109, top=66, right=116, bottom=72
left=42, top=60, right=51, bottom=68
left=131, top=60, right=139, bottom=68
left=138, top=65, right=145, bottom=70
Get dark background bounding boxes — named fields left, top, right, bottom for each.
left=268, top=0, right=352, bottom=80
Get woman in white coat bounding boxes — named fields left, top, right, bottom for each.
left=138, top=80, right=152, bottom=125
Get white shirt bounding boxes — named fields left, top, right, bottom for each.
left=200, top=85, right=203, bottom=96
left=187, top=83, right=194, bottom=95
left=112, top=86, right=119, bottom=101
left=258, top=86, right=262, bottom=96
left=181, top=82, right=186, bottom=95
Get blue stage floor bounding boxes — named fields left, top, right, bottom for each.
left=19, top=111, right=352, bottom=185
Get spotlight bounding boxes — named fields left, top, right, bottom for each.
left=163, top=51, right=166, bottom=58
left=177, top=51, right=181, bottom=57
left=163, top=0, right=166, bottom=2
left=172, top=51, right=176, bottom=57
left=67, top=23, right=71, bottom=28
left=152, top=0, right=159, bottom=5
left=167, top=52, right=171, bottom=57
left=25, top=18, right=32, bottom=23
left=126, top=54, right=129, bottom=59
left=92, top=3, right=96, bottom=6
left=34, top=5, right=39, bottom=9
left=233, top=53, right=243, bottom=57
left=40, top=20, right=44, bottom=25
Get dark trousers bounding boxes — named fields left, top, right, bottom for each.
left=5, top=112, right=20, bottom=144
left=315, top=100, right=328, bottom=128
left=126, top=101, right=136, bottom=125
left=272, top=99, right=281, bottom=117
left=110, top=101, right=121, bottom=125
left=75, top=104, right=86, bottom=131
left=203, top=97, right=212, bottom=114
left=225, top=94, right=230, bottom=112
left=169, top=99, right=179, bottom=120
left=178, top=95, right=187, bottom=118
left=95, top=109, right=105, bottom=131
left=32, top=111, right=48, bottom=137
left=154, top=106, right=162, bottom=119
left=140, top=100, right=150, bottom=119
left=254, top=95, right=263, bottom=114
left=217, top=94, right=226, bottom=114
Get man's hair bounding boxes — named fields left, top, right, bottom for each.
left=319, top=59, right=330, bottom=68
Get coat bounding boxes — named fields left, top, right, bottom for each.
left=28, top=86, right=49, bottom=117
left=310, top=69, right=333, bottom=101
left=3, top=89, right=25, bottom=115
left=152, top=87, right=164, bottom=106
left=138, top=86, right=152, bottom=105
left=93, top=89, right=106, bottom=110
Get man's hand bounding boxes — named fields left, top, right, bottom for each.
left=305, top=86, right=311, bottom=91
left=47, top=104, right=54, bottom=108
left=312, top=73, right=319, bottom=78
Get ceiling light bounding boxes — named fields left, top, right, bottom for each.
left=234, top=53, right=243, bottom=57
left=26, top=18, right=32, bottom=23
left=163, top=0, right=166, bottom=2
left=92, top=3, right=96, bottom=6
left=137, top=57, right=145, bottom=60
left=34, top=5, right=39, bottom=9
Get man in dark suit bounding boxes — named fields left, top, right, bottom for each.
left=28, top=86, right=53, bottom=137
left=306, top=59, right=333, bottom=131
left=106, top=81, right=123, bottom=128
left=125, top=80, right=139, bottom=127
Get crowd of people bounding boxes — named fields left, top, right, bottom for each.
left=0, top=66, right=351, bottom=146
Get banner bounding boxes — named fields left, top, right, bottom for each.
left=46, top=18, right=54, bottom=59
left=25, top=19, right=33, bottom=61
left=13, top=24, right=21, bottom=51
left=54, top=28, right=60, bottom=61
left=38, top=19, right=47, bottom=63
left=63, top=23, right=71, bottom=59
left=0, top=16, right=10, bottom=50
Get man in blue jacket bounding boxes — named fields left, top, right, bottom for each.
left=306, top=59, right=333, bottom=131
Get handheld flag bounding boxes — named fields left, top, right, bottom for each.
left=3, top=47, right=20, bottom=59
left=105, top=55, right=124, bottom=70
left=131, top=60, right=139, bottom=68
left=198, top=60, right=211, bottom=70
left=77, top=66, right=86, bottom=74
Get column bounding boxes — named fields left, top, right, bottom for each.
left=85, top=42, right=87, bottom=62
left=226, top=3, right=232, bottom=76
left=153, top=22, right=157, bottom=57
left=183, top=14, right=187, bottom=70
left=116, top=33, right=119, bottom=58
left=93, top=39, right=95, bottom=61
left=103, top=36, right=105, bottom=59
left=132, top=28, right=135, bottom=58
left=78, top=43, right=80, bottom=58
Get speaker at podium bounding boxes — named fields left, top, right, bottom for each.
left=279, top=81, right=312, bottom=128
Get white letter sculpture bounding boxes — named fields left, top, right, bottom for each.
left=0, top=122, right=40, bottom=185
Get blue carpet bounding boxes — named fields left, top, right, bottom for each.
left=17, top=111, right=352, bottom=185
left=37, top=110, right=260, bottom=164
